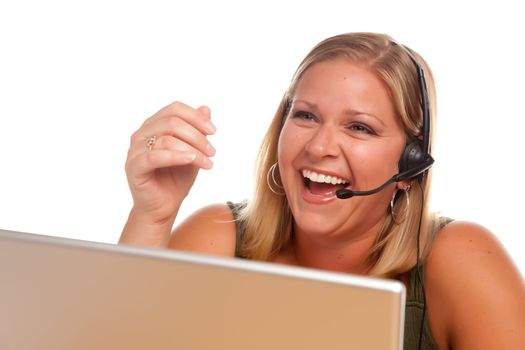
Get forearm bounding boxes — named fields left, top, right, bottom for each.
left=119, top=208, right=177, bottom=248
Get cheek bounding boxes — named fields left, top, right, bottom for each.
left=277, top=123, right=304, bottom=162
left=345, top=141, right=404, bottom=176
left=277, top=124, right=310, bottom=192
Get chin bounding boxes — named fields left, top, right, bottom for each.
left=292, top=210, right=344, bottom=236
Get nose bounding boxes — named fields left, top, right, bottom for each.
left=304, top=124, right=341, bottom=160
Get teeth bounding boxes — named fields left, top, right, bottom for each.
left=302, top=169, right=348, bottom=185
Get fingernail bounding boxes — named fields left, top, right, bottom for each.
left=203, top=156, right=214, bottom=169
left=204, top=121, right=216, bottom=134
left=206, top=142, right=216, bottom=156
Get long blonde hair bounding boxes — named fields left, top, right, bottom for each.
left=239, top=32, right=441, bottom=278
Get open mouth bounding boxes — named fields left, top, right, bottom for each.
left=302, top=169, right=349, bottom=197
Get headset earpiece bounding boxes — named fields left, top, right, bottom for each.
left=397, top=141, right=434, bottom=181
left=399, top=140, right=425, bottom=172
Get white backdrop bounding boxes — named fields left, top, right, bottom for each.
left=1, top=1, right=523, bottom=273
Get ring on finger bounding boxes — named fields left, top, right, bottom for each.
left=146, top=135, right=157, bottom=151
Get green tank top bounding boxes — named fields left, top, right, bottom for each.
left=227, top=201, right=442, bottom=349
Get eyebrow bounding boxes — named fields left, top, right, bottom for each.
left=293, top=99, right=387, bottom=127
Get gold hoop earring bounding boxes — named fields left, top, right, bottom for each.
left=390, top=186, right=411, bottom=224
left=267, top=162, right=285, bottom=196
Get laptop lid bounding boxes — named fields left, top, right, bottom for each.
left=0, top=229, right=405, bottom=350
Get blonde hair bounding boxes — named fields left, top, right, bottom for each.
left=239, top=33, right=441, bottom=278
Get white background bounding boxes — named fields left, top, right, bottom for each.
left=1, top=1, right=523, bottom=273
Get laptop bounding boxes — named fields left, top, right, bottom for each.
left=0, top=229, right=405, bottom=350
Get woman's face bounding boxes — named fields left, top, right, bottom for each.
left=278, top=58, right=407, bottom=238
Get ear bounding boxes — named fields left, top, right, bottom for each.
left=396, top=180, right=411, bottom=191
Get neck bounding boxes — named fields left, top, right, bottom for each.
left=290, top=221, right=383, bottom=275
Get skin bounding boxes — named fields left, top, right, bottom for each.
left=120, top=59, right=525, bottom=349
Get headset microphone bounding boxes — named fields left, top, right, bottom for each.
left=336, top=178, right=396, bottom=199
left=335, top=156, right=434, bottom=199
left=336, top=43, right=434, bottom=200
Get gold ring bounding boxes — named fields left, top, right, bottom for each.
left=147, top=135, right=156, bottom=151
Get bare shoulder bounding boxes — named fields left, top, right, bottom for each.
left=427, top=221, right=523, bottom=282
left=168, top=203, right=238, bottom=257
left=425, top=221, right=525, bottom=349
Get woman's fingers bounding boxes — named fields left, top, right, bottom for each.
left=128, top=126, right=215, bottom=165
left=143, top=101, right=216, bottom=136
left=127, top=136, right=214, bottom=176
left=130, top=103, right=216, bottom=161
left=125, top=101, right=218, bottom=194
left=130, top=123, right=211, bottom=160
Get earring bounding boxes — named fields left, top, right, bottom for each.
left=390, top=185, right=411, bottom=224
left=267, top=162, right=285, bottom=196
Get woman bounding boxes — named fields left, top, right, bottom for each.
left=120, top=33, right=525, bottom=349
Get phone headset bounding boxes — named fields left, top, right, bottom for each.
left=395, top=42, right=434, bottom=181
left=335, top=42, right=434, bottom=199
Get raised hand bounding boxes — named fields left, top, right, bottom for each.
left=124, top=101, right=216, bottom=227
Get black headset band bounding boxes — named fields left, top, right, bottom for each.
left=391, top=42, right=431, bottom=155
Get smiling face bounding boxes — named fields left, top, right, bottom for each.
left=278, top=58, right=407, bottom=238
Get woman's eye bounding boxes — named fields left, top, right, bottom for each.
left=349, top=123, right=374, bottom=135
left=293, top=111, right=317, bottom=121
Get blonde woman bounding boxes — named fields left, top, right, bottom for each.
left=120, top=33, right=525, bottom=349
